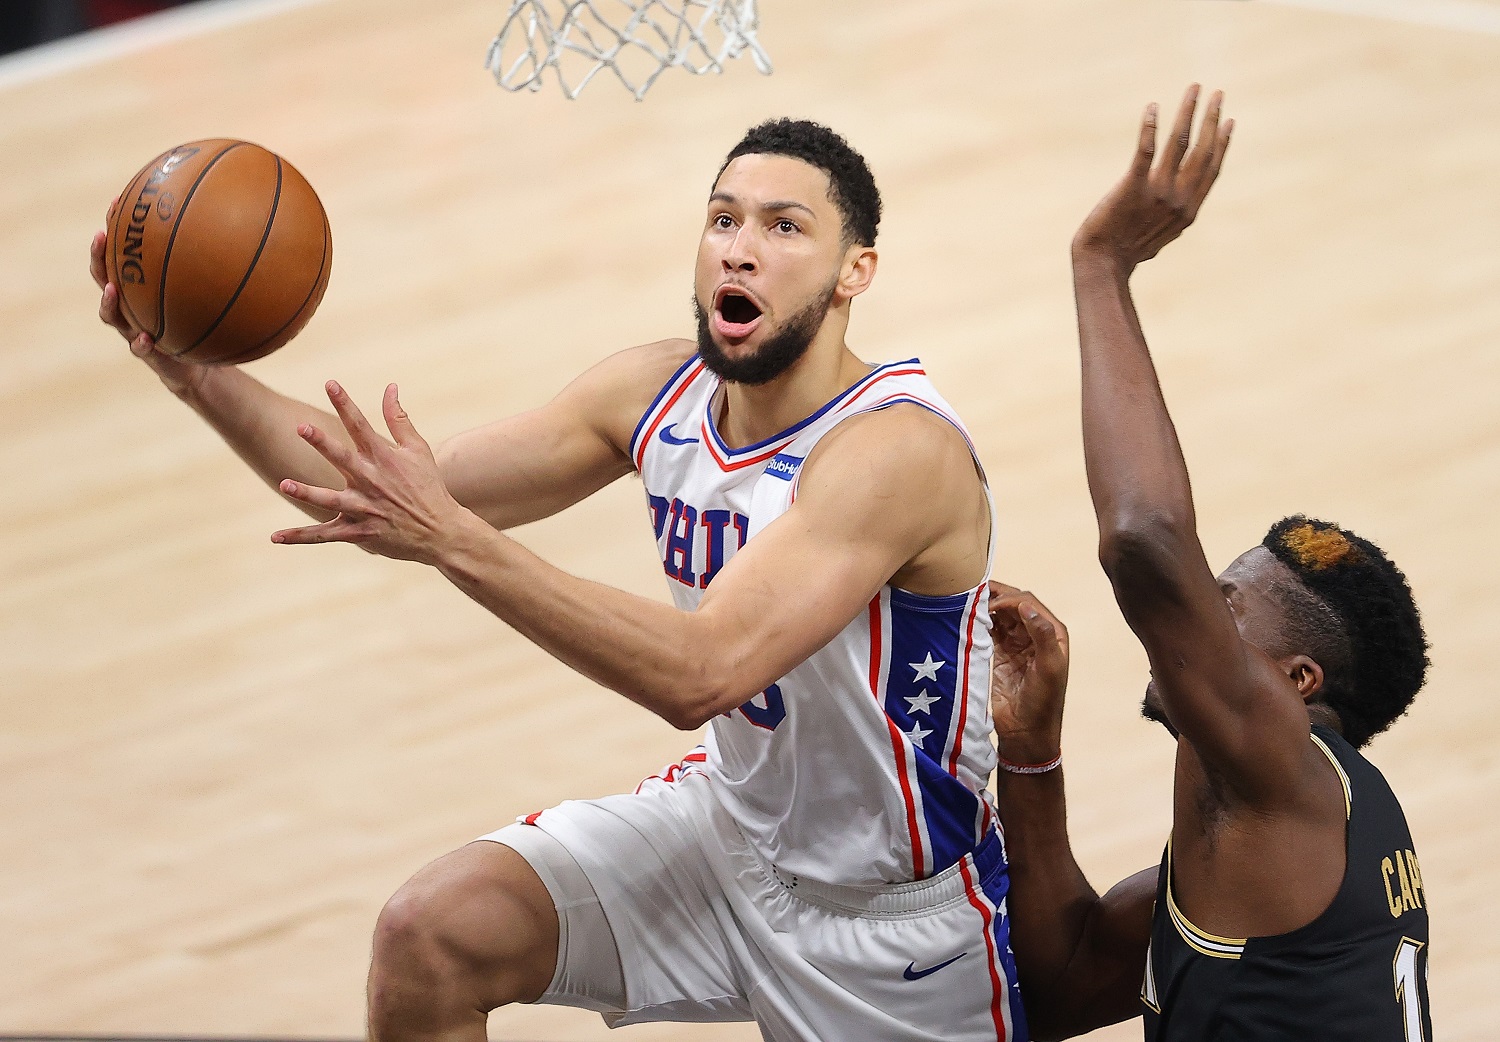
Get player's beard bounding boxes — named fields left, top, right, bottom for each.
left=693, top=280, right=838, bottom=386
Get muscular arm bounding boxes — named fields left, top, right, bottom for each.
left=1074, top=89, right=1312, bottom=797
left=277, top=397, right=987, bottom=729
left=987, top=589, right=1152, bottom=1039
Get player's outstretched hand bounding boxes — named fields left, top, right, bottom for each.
left=989, top=582, right=1070, bottom=762
left=272, top=381, right=474, bottom=564
left=90, top=202, right=203, bottom=397
left=1072, top=84, right=1233, bottom=271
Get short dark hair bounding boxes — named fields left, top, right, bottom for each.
left=718, top=118, right=882, bottom=247
left=1261, top=516, right=1430, bottom=748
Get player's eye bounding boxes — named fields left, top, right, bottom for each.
left=713, top=213, right=736, bottom=229
left=775, top=218, right=800, bottom=234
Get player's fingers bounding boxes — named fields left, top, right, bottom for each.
left=988, top=586, right=1033, bottom=611
left=271, top=517, right=358, bottom=545
left=1161, top=84, right=1200, bottom=173
left=1131, top=102, right=1158, bottom=177
left=99, top=282, right=120, bottom=327
left=297, top=421, right=360, bottom=477
left=323, top=380, right=383, bottom=456
left=1183, top=90, right=1223, bottom=181
left=129, top=331, right=160, bottom=359
left=1019, top=598, right=1070, bottom=657
left=1203, top=118, right=1234, bottom=191
left=278, top=478, right=360, bottom=515
left=90, top=230, right=110, bottom=289
left=1185, top=115, right=1234, bottom=219
left=383, top=383, right=432, bottom=455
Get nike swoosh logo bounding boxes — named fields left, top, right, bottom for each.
left=659, top=423, right=700, bottom=446
left=903, top=952, right=967, bottom=980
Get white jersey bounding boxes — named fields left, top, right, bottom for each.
left=630, top=355, right=998, bottom=886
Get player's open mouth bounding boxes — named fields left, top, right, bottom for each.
left=713, top=285, right=764, bottom=340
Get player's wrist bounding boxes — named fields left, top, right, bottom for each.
left=1069, top=242, right=1132, bottom=281
left=995, top=729, right=1063, bottom=774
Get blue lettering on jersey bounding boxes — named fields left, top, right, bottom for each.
left=764, top=453, right=803, bottom=481
left=647, top=493, right=670, bottom=541
left=735, top=683, right=787, bottom=730
left=663, top=498, right=697, bottom=586
left=699, top=509, right=749, bottom=589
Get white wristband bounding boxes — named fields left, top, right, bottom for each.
left=998, top=751, right=1062, bottom=775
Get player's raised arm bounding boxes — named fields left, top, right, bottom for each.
left=1072, top=88, right=1311, bottom=797
left=988, top=585, right=1153, bottom=1040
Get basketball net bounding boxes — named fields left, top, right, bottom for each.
left=485, top=0, right=772, bottom=100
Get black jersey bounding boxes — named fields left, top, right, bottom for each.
left=1142, top=725, right=1431, bottom=1041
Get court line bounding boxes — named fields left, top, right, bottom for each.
left=0, top=0, right=334, bottom=93
left=1264, top=0, right=1500, bottom=35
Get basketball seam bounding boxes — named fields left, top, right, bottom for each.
left=155, top=141, right=243, bottom=348
left=220, top=203, right=330, bottom=365
left=181, top=155, right=285, bottom=357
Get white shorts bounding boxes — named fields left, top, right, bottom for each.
left=479, top=756, right=1028, bottom=1042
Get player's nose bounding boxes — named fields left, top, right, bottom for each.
left=722, top=227, right=757, bottom=272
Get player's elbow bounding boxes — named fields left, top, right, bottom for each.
left=1097, top=512, right=1194, bottom=593
left=652, top=668, right=739, bottom=732
left=660, top=700, right=715, bottom=731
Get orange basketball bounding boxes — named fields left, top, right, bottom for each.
left=105, top=139, right=332, bottom=365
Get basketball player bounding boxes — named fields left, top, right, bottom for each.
left=982, top=88, right=1433, bottom=1040
left=91, top=120, right=1023, bottom=1041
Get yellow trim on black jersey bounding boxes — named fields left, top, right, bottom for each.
left=1310, top=732, right=1352, bottom=821
left=1165, top=841, right=1247, bottom=960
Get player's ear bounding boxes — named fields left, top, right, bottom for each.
left=837, top=244, right=877, bottom=301
left=1286, top=655, right=1326, bottom=701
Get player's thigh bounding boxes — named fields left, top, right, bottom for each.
left=374, top=839, right=559, bottom=1007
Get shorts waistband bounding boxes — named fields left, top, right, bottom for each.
left=762, top=830, right=1005, bottom=917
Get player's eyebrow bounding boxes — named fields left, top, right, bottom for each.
left=709, top=191, right=816, bottom=219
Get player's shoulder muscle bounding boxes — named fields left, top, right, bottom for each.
left=560, top=338, right=697, bottom=450
left=799, top=402, right=981, bottom=542
left=805, top=401, right=975, bottom=497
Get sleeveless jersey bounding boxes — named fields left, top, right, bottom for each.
left=629, top=355, right=998, bottom=886
left=1142, top=725, right=1433, bottom=1041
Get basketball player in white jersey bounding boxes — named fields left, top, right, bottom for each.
left=90, top=120, right=1020, bottom=1041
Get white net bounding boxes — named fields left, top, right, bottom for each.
left=485, top=0, right=772, bottom=100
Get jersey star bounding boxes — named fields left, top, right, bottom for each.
left=904, top=688, right=940, bottom=715
left=909, top=652, right=945, bottom=683
left=907, top=721, right=933, bottom=749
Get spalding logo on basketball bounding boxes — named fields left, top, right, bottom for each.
left=106, top=139, right=332, bottom=365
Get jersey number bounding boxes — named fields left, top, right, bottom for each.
left=734, top=683, right=787, bottom=731
left=1393, top=936, right=1427, bottom=1042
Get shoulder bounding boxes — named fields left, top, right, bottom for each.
left=796, top=401, right=983, bottom=534
left=806, top=400, right=977, bottom=489
left=585, top=338, right=698, bottom=402
left=563, top=338, right=699, bottom=444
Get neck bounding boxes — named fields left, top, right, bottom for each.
left=716, top=315, right=869, bottom=448
left=1308, top=702, right=1343, bottom=735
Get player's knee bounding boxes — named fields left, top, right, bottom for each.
left=369, top=846, right=557, bottom=1012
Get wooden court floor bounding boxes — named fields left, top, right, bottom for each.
left=2, top=0, right=1497, bottom=1038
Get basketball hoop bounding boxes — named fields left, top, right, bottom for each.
left=485, top=0, right=772, bottom=101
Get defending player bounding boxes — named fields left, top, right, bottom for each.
left=91, top=121, right=1022, bottom=1041
left=984, top=88, right=1432, bottom=1040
